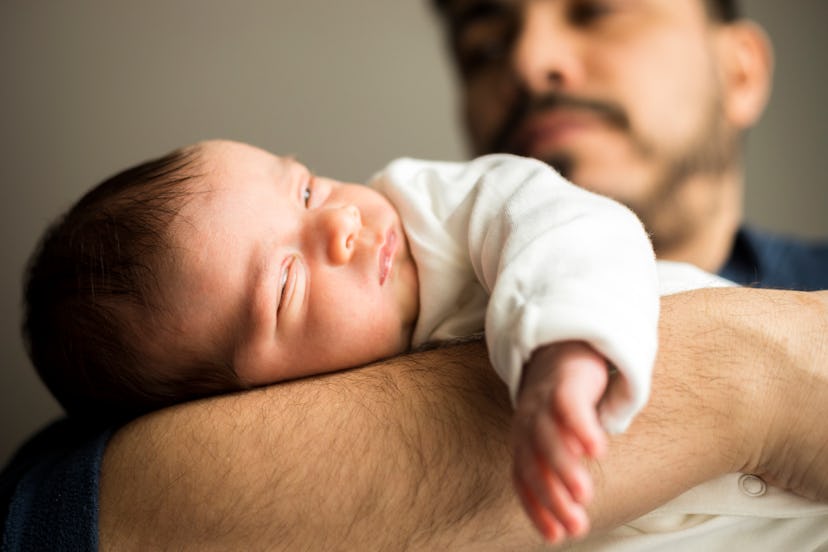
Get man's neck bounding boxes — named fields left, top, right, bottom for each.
left=656, top=173, right=743, bottom=274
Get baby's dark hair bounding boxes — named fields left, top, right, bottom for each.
left=23, top=145, right=242, bottom=422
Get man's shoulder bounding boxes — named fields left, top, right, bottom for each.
left=721, top=226, right=828, bottom=290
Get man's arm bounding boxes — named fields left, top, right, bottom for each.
left=100, top=342, right=530, bottom=551
left=585, top=287, right=828, bottom=530
left=99, top=288, right=828, bottom=550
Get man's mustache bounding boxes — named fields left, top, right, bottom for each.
left=490, top=91, right=630, bottom=154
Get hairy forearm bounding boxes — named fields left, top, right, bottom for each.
left=736, top=289, right=828, bottom=500
left=585, top=288, right=750, bottom=529
left=98, top=292, right=739, bottom=550
left=100, top=342, right=533, bottom=551
left=587, top=287, right=828, bottom=532
left=99, top=288, right=828, bottom=550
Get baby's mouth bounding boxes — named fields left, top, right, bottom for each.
left=379, top=228, right=397, bottom=285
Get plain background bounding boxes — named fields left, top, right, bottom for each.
left=1, top=1, right=826, bottom=465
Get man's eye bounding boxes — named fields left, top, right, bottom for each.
left=452, top=6, right=516, bottom=79
left=569, top=0, right=611, bottom=26
left=458, top=39, right=509, bottom=77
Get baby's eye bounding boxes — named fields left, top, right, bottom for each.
left=302, top=179, right=313, bottom=208
left=280, top=269, right=288, bottom=294
left=277, top=266, right=289, bottom=312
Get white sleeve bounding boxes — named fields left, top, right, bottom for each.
left=375, top=154, right=660, bottom=434
left=467, top=156, right=659, bottom=433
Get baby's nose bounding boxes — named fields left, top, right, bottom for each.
left=325, top=205, right=361, bottom=264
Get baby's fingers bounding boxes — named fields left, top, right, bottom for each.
left=552, top=353, right=610, bottom=458
left=514, top=475, right=567, bottom=544
left=513, top=427, right=591, bottom=537
left=533, top=409, right=594, bottom=504
left=556, top=388, right=608, bottom=459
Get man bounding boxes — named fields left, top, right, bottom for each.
left=434, top=0, right=828, bottom=289
left=3, top=1, right=828, bottom=550
left=429, top=0, right=828, bottom=543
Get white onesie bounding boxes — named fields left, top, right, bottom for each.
left=370, top=154, right=659, bottom=433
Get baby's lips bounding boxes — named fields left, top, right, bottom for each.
left=378, top=228, right=397, bottom=285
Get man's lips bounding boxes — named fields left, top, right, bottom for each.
left=492, top=92, right=629, bottom=156
left=510, top=112, right=596, bottom=156
left=378, top=228, right=398, bottom=285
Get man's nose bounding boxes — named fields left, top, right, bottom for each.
left=511, top=2, right=584, bottom=94
left=320, top=204, right=361, bottom=265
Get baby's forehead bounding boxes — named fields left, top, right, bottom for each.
left=199, top=139, right=303, bottom=166
left=198, top=141, right=311, bottom=187
left=172, top=141, right=310, bottom=223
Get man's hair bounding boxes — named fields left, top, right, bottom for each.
left=703, top=0, right=739, bottom=22
left=23, top=146, right=241, bottom=422
left=431, top=0, right=740, bottom=23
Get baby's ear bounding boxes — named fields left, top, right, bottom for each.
left=716, top=21, right=774, bottom=129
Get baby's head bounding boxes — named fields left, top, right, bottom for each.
left=24, top=140, right=419, bottom=419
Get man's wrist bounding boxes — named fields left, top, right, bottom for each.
left=743, top=290, right=828, bottom=500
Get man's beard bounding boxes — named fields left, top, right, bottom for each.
left=487, top=90, right=738, bottom=252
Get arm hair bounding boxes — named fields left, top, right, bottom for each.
left=100, top=288, right=828, bottom=550
left=100, top=341, right=539, bottom=551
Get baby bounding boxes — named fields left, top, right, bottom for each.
left=24, top=139, right=660, bottom=540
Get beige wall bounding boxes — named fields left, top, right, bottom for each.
left=1, top=0, right=826, bottom=464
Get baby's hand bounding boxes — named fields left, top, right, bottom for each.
left=511, top=341, right=609, bottom=544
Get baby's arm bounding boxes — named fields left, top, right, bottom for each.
left=512, top=341, right=609, bottom=542
left=455, top=156, right=660, bottom=540
left=376, top=154, right=660, bottom=542
left=452, top=156, right=658, bottom=423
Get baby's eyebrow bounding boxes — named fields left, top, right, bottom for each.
left=272, top=155, right=312, bottom=201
